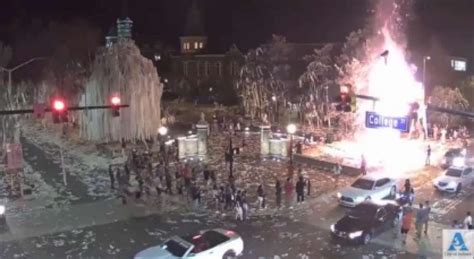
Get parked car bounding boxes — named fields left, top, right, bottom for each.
left=330, top=201, right=400, bottom=244
left=337, top=174, right=397, bottom=207
left=134, top=229, right=244, bottom=259
left=441, top=148, right=465, bottom=169
left=433, top=166, right=474, bottom=193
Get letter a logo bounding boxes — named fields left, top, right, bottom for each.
left=448, top=232, right=469, bottom=252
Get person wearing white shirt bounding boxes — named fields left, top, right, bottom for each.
left=464, top=211, right=473, bottom=229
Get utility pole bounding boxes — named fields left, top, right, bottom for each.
left=0, top=57, right=47, bottom=108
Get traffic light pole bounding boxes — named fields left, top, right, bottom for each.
left=0, top=104, right=130, bottom=116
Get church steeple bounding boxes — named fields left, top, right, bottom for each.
left=180, top=0, right=207, bottom=54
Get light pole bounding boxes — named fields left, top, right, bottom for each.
left=287, top=123, right=297, bottom=164
left=158, top=126, right=168, bottom=162
left=423, top=56, right=431, bottom=90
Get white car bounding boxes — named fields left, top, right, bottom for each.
left=134, top=229, right=244, bottom=259
left=337, top=174, right=397, bottom=207
left=433, top=166, right=474, bottom=193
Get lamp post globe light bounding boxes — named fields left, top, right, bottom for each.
left=158, top=126, right=168, bottom=136
left=287, top=124, right=297, bottom=134
left=287, top=124, right=297, bottom=163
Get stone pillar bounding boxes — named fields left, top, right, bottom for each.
left=177, top=137, right=186, bottom=160
left=196, top=123, right=208, bottom=157
left=260, top=125, right=271, bottom=157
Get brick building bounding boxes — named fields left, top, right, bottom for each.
left=168, top=0, right=244, bottom=105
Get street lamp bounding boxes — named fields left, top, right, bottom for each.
left=287, top=124, right=297, bottom=163
left=158, top=126, right=168, bottom=162
left=158, top=126, right=168, bottom=136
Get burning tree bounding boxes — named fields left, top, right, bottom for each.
left=428, top=86, right=469, bottom=127
left=298, top=44, right=335, bottom=128
left=79, top=40, right=163, bottom=142
left=236, top=35, right=290, bottom=122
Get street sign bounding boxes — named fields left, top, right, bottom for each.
left=365, top=111, right=409, bottom=132
left=5, top=143, right=23, bottom=170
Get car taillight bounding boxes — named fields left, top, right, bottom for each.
left=225, top=230, right=235, bottom=236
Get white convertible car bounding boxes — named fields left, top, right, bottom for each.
left=337, top=174, right=397, bottom=207
left=134, top=229, right=244, bottom=259
left=433, top=166, right=474, bottom=193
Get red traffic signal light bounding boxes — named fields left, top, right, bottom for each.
left=110, top=95, right=121, bottom=117
left=111, top=96, right=121, bottom=106
left=53, top=99, right=65, bottom=111
left=51, top=98, right=68, bottom=123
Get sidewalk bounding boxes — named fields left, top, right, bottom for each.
left=0, top=195, right=189, bottom=243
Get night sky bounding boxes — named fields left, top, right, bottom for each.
left=0, top=0, right=472, bottom=56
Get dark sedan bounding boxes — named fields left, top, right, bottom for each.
left=330, top=201, right=400, bottom=245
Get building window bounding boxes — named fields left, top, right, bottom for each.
left=230, top=62, right=239, bottom=76
left=204, top=61, right=209, bottom=76
left=194, top=42, right=199, bottom=49
left=451, top=59, right=467, bottom=71
left=183, top=62, right=188, bottom=76
left=216, top=62, right=222, bottom=77
left=199, top=42, right=204, bottom=49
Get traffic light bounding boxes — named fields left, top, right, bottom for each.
left=110, top=95, right=121, bottom=117
left=335, top=85, right=352, bottom=112
left=51, top=98, right=68, bottom=123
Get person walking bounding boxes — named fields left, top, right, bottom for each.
left=393, top=206, right=403, bottom=239
left=333, top=163, right=342, bottom=188
left=284, top=177, right=294, bottom=207
left=257, top=184, right=265, bottom=209
left=234, top=201, right=243, bottom=221
left=275, top=180, right=282, bottom=208
left=108, top=165, right=115, bottom=190
left=401, top=204, right=414, bottom=245
left=306, top=178, right=311, bottom=197
left=426, top=145, right=431, bottom=166
left=360, top=155, right=367, bottom=175
left=464, top=211, right=473, bottom=229
left=423, top=201, right=431, bottom=235
left=296, top=176, right=305, bottom=203
left=415, top=203, right=425, bottom=239
left=242, top=194, right=249, bottom=220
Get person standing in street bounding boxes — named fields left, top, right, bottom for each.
left=296, top=176, right=305, bottom=203
left=108, top=164, right=115, bottom=190
left=306, top=178, right=311, bottom=197
left=360, top=155, right=367, bottom=175
left=257, top=184, right=265, bottom=209
left=423, top=201, right=431, bottom=235
left=464, top=211, right=473, bottom=229
left=425, top=145, right=431, bottom=166
left=333, top=163, right=342, bottom=188
left=275, top=180, right=282, bottom=208
left=415, top=203, right=425, bottom=239
left=284, top=177, right=294, bottom=207
left=401, top=204, right=413, bottom=245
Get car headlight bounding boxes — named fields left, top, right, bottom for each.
left=337, top=192, right=342, bottom=199
left=0, top=205, right=5, bottom=215
left=448, top=181, right=457, bottom=187
left=349, top=230, right=363, bottom=239
left=330, top=224, right=335, bottom=232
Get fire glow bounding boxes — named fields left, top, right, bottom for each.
left=347, top=26, right=427, bottom=176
